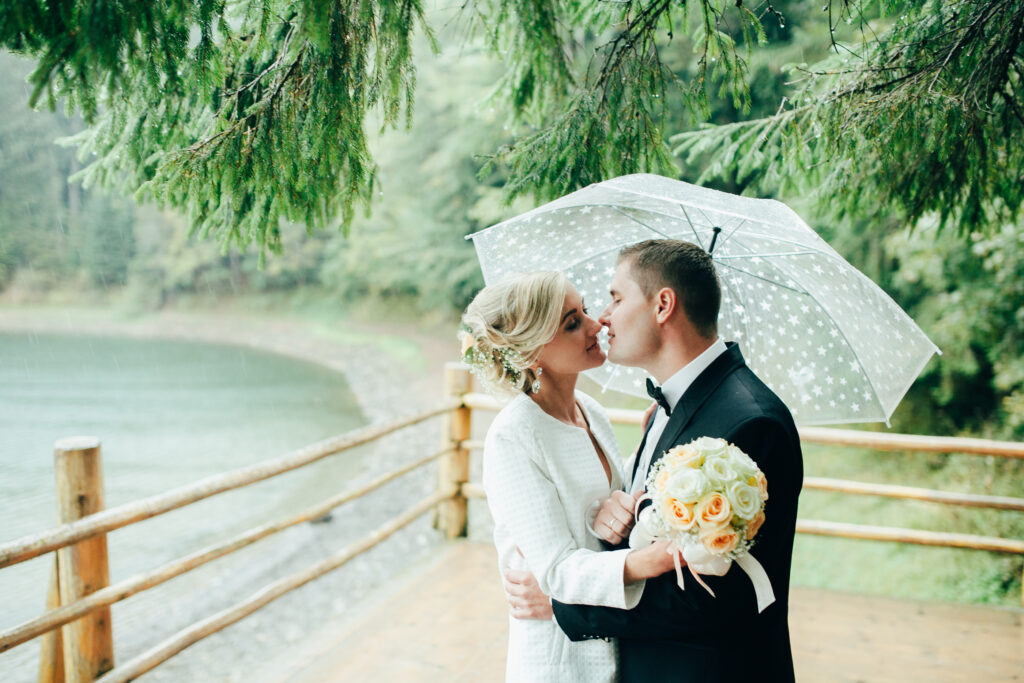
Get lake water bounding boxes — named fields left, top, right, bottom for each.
left=0, top=332, right=369, bottom=678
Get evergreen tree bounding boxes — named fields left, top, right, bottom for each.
left=0, top=52, right=74, bottom=287
left=81, top=192, right=134, bottom=287
left=674, top=0, right=1024, bottom=232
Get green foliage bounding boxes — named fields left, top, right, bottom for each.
left=4, top=0, right=435, bottom=256
left=82, top=193, right=134, bottom=287
left=476, top=0, right=767, bottom=199
left=1, top=0, right=773, bottom=250
left=884, top=221, right=1024, bottom=439
left=674, top=0, right=1024, bottom=233
left=0, top=53, right=77, bottom=287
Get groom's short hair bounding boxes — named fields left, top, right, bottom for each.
left=618, top=239, right=720, bottom=338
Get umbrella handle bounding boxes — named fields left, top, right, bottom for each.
left=708, top=226, right=722, bottom=256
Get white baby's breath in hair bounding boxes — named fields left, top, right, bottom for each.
left=460, top=327, right=527, bottom=392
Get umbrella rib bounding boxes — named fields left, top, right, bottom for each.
left=715, top=261, right=808, bottom=295
left=714, top=250, right=821, bottom=259
left=677, top=205, right=706, bottom=248
left=608, top=206, right=674, bottom=238
left=718, top=219, right=749, bottom=252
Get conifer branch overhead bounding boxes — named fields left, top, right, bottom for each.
left=674, top=0, right=1024, bottom=233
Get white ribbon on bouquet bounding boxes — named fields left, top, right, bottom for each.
left=631, top=496, right=776, bottom=613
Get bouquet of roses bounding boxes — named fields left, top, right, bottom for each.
left=630, top=436, right=776, bottom=612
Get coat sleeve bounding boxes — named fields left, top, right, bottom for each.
left=483, top=426, right=645, bottom=610
left=552, top=416, right=801, bottom=640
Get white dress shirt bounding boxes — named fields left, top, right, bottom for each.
left=628, top=338, right=728, bottom=493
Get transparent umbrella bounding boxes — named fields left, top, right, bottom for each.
left=467, top=174, right=939, bottom=426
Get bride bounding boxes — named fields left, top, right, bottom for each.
left=461, top=271, right=674, bottom=682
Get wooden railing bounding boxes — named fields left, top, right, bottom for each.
left=3, top=362, right=1023, bottom=682
left=454, top=375, right=1024, bottom=603
left=0, top=367, right=473, bottom=683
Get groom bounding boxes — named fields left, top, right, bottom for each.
left=506, top=239, right=803, bottom=681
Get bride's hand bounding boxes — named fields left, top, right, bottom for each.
left=624, top=540, right=680, bottom=583
left=593, top=490, right=641, bottom=544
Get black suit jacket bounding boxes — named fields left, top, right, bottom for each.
left=552, top=343, right=803, bottom=683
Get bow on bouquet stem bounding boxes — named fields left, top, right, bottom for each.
left=630, top=437, right=776, bottom=613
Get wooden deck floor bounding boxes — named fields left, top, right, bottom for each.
left=270, top=541, right=1023, bottom=682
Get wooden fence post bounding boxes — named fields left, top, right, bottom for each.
left=53, top=437, right=114, bottom=682
left=37, top=557, right=65, bottom=682
left=435, top=363, right=472, bottom=538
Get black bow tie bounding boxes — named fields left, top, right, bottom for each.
left=646, top=378, right=672, bottom=417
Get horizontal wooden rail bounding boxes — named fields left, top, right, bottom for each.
left=464, top=484, right=1024, bottom=553
left=0, top=448, right=452, bottom=654
left=797, top=427, right=1024, bottom=458
left=462, top=482, right=486, bottom=499
left=796, top=520, right=1024, bottom=554
left=803, top=477, right=1024, bottom=511
left=463, top=394, right=1024, bottom=457
left=94, top=486, right=457, bottom=683
left=0, top=400, right=458, bottom=569
left=467, top=480, right=1024, bottom=512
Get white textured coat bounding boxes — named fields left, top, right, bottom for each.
left=483, top=391, right=644, bottom=682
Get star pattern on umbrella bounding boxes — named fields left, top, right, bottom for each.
left=469, top=175, right=938, bottom=426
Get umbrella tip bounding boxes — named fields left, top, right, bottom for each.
left=708, top=227, right=722, bottom=256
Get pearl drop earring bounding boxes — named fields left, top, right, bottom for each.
left=531, top=367, right=543, bottom=394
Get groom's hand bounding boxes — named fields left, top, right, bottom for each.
left=503, top=567, right=552, bottom=620
left=593, top=490, right=643, bottom=545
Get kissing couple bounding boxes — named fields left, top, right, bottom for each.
left=460, top=239, right=803, bottom=682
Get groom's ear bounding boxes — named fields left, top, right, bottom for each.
left=654, top=287, right=677, bottom=324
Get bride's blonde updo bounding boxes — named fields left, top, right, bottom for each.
left=460, top=271, right=570, bottom=395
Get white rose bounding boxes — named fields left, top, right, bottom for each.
left=726, top=481, right=762, bottom=520
left=703, top=454, right=738, bottom=488
left=666, top=468, right=710, bottom=503
left=726, top=444, right=757, bottom=473
left=691, top=436, right=729, bottom=459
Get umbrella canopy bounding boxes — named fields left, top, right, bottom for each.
left=467, top=174, right=939, bottom=426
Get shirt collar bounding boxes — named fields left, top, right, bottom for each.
left=658, top=337, right=728, bottom=409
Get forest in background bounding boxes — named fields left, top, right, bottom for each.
left=0, top=0, right=1021, bottom=606
left=2, top=1, right=1021, bottom=443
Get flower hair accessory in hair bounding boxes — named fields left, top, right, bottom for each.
left=458, top=328, right=527, bottom=391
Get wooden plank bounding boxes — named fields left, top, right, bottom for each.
left=0, top=448, right=451, bottom=654
left=94, top=488, right=456, bottom=683
left=798, top=426, right=1024, bottom=458
left=796, top=519, right=1024, bottom=554
left=0, top=401, right=458, bottom=569
left=36, top=557, right=64, bottom=683
left=53, top=438, right=113, bottom=682
left=435, top=364, right=472, bottom=538
left=802, top=476, right=1024, bottom=510
left=462, top=395, right=1024, bottom=457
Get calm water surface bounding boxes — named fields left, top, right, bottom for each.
left=0, top=332, right=368, bottom=677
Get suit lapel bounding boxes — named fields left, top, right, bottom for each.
left=630, top=418, right=656, bottom=485
left=647, top=343, right=747, bottom=471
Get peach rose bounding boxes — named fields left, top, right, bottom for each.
left=754, top=471, right=769, bottom=501
left=654, top=467, right=671, bottom=492
left=696, top=491, right=732, bottom=527
left=665, top=444, right=703, bottom=469
left=699, top=524, right=740, bottom=555
left=745, top=510, right=766, bottom=540
left=661, top=496, right=697, bottom=531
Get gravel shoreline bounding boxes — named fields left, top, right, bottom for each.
left=0, top=306, right=493, bottom=682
